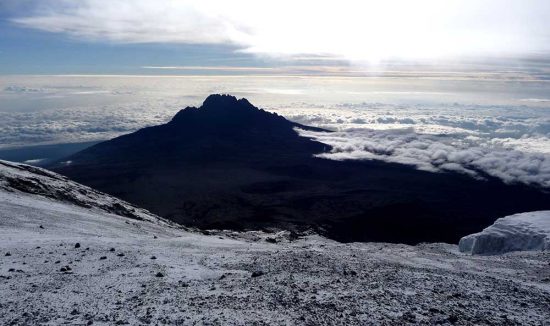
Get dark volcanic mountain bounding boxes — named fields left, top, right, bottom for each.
left=63, top=94, right=328, bottom=166
left=51, top=94, right=550, bottom=244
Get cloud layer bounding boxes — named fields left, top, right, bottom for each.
left=1, top=75, right=549, bottom=188
left=300, top=128, right=550, bottom=188
left=267, top=98, right=550, bottom=188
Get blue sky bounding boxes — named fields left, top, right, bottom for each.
left=0, top=1, right=266, bottom=74
left=1, top=0, right=550, bottom=75
left=0, top=20, right=261, bottom=75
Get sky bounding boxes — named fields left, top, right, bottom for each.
left=1, top=0, right=550, bottom=75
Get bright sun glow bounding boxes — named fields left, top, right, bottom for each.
left=12, top=0, right=550, bottom=63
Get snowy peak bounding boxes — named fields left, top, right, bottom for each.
left=0, top=160, right=168, bottom=225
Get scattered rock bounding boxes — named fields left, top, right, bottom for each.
left=155, top=272, right=164, bottom=277
left=448, top=314, right=459, bottom=323
left=39, top=225, right=44, bottom=229
left=251, top=271, right=264, bottom=278
left=265, top=237, right=277, bottom=243
left=99, top=256, right=107, bottom=260
left=150, top=256, right=157, bottom=260
left=4, top=252, right=11, bottom=257
left=74, top=243, right=81, bottom=249
left=60, top=266, right=72, bottom=273
left=449, top=292, right=462, bottom=299
left=117, top=253, right=125, bottom=257
left=402, top=311, right=416, bottom=322
left=428, top=307, right=440, bottom=314
left=109, top=248, right=115, bottom=252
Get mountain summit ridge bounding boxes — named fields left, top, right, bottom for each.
left=201, top=93, right=255, bottom=111
left=168, top=94, right=327, bottom=133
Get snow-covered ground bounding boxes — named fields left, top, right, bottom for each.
left=1, top=161, right=550, bottom=325
left=459, top=211, right=550, bottom=255
left=0, top=160, right=171, bottom=225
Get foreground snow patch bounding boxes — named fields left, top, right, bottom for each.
left=459, top=211, right=550, bottom=255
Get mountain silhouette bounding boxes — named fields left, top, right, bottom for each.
left=62, top=94, right=328, bottom=165
left=50, top=94, right=550, bottom=244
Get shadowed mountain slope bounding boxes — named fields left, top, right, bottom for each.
left=50, top=94, right=550, bottom=244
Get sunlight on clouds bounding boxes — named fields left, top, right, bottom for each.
left=11, top=0, right=550, bottom=63
left=227, top=1, right=464, bottom=61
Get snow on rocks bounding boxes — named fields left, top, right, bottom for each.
left=0, top=159, right=172, bottom=225
left=459, top=211, right=550, bottom=255
left=2, top=186, right=550, bottom=325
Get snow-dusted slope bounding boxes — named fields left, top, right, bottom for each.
left=459, top=211, right=550, bottom=255
left=1, top=159, right=550, bottom=325
left=0, top=159, right=170, bottom=225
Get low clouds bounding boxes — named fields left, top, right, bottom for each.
left=0, top=82, right=182, bottom=147
left=300, top=128, right=550, bottom=188
left=0, top=100, right=178, bottom=148
left=276, top=101, right=550, bottom=188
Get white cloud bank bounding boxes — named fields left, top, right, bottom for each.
left=301, top=128, right=550, bottom=188
left=276, top=101, right=550, bottom=188
left=11, top=0, right=550, bottom=62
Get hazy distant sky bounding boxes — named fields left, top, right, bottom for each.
left=1, top=0, right=550, bottom=74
